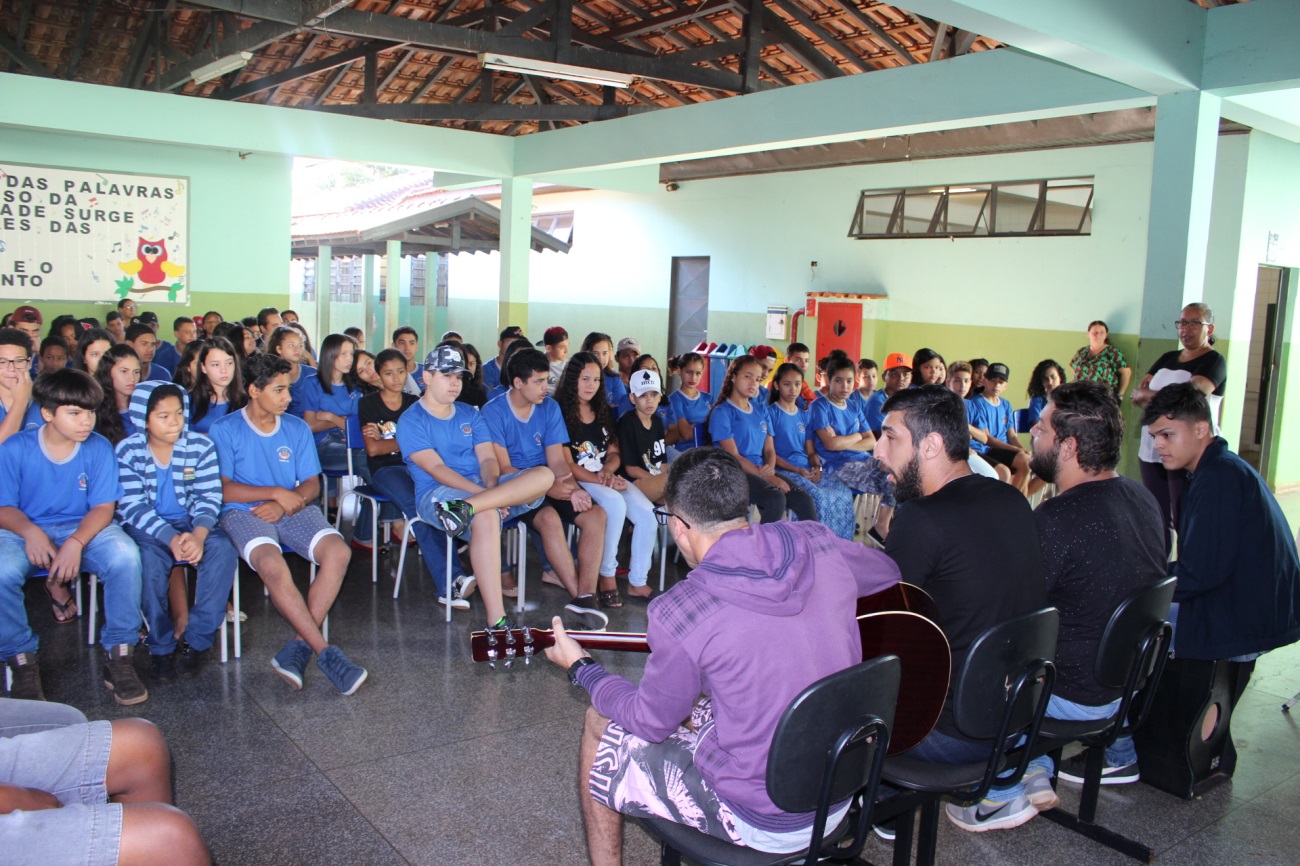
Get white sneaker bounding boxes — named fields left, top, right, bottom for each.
left=439, top=583, right=471, bottom=610
left=455, top=575, right=477, bottom=599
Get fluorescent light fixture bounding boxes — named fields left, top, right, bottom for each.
left=478, top=53, right=634, bottom=88
left=192, top=51, right=253, bottom=85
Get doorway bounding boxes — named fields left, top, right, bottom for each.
left=1237, top=265, right=1290, bottom=479
left=669, top=256, right=710, bottom=360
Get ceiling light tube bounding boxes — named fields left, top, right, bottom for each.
left=192, top=51, right=253, bottom=85
left=478, top=53, right=634, bottom=88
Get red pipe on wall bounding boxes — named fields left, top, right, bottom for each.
left=790, top=309, right=805, bottom=345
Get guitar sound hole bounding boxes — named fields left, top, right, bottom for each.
left=1201, top=702, right=1221, bottom=741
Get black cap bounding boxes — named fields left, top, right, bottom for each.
left=499, top=325, right=524, bottom=342
left=138, top=311, right=159, bottom=325
left=984, top=362, right=1010, bottom=381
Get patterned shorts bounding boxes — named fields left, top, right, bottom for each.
left=588, top=699, right=741, bottom=844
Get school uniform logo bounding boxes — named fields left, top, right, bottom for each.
left=797, top=422, right=806, bottom=433
left=276, top=446, right=292, bottom=462
left=182, top=466, right=196, bottom=482
left=78, top=473, right=88, bottom=490
left=760, top=421, right=769, bottom=434
left=533, top=432, right=543, bottom=446
left=460, top=422, right=473, bottom=436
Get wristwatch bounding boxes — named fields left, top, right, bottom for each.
left=567, top=656, right=598, bottom=686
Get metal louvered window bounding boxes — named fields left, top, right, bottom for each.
left=848, top=178, right=1093, bottom=239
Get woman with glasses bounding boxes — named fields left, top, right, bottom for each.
left=1131, top=302, right=1227, bottom=555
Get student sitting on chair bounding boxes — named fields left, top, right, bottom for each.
left=667, top=351, right=710, bottom=450
left=0, top=368, right=147, bottom=704
left=188, top=336, right=246, bottom=437
left=299, top=334, right=373, bottom=544
left=768, top=363, right=855, bottom=541
left=399, top=344, right=554, bottom=631
left=116, top=381, right=238, bottom=683
left=265, top=326, right=316, bottom=419
left=0, top=328, right=43, bottom=446
left=209, top=353, right=365, bottom=696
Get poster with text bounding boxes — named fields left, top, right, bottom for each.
left=0, top=162, right=190, bottom=304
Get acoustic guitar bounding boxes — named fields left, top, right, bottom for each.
left=469, top=582, right=951, bottom=754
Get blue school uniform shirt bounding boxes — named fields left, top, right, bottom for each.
left=191, top=400, right=232, bottom=437
left=141, top=361, right=172, bottom=382
left=153, top=456, right=189, bottom=526
left=809, top=397, right=872, bottom=472
left=119, top=410, right=136, bottom=439
left=486, top=384, right=509, bottom=404
left=209, top=408, right=321, bottom=512
left=708, top=399, right=769, bottom=466
left=152, top=342, right=180, bottom=377
left=863, top=389, right=888, bottom=434
left=767, top=403, right=812, bottom=470
left=0, top=399, right=44, bottom=433
left=602, top=373, right=628, bottom=411
left=482, top=357, right=502, bottom=390
left=286, top=364, right=317, bottom=418
left=1025, top=395, right=1048, bottom=427
left=298, top=376, right=362, bottom=445
left=480, top=393, right=569, bottom=470
left=966, top=396, right=1015, bottom=454
left=0, top=428, right=123, bottom=526
left=668, top=390, right=712, bottom=448
left=396, top=400, right=490, bottom=499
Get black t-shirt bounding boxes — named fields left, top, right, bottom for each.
left=357, top=391, right=419, bottom=472
left=617, top=411, right=666, bottom=479
left=1035, top=476, right=1166, bottom=705
left=885, top=473, right=1047, bottom=740
left=566, top=416, right=612, bottom=473
left=457, top=380, right=487, bottom=408
left=1147, top=349, right=1227, bottom=396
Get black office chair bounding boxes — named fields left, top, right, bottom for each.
left=872, top=607, right=1059, bottom=866
left=639, top=654, right=901, bottom=866
left=1035, top=577, right=1176, bottom=861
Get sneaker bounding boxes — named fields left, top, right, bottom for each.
left=4, top=652, right=45, bottom=701
left=564, top=596, right=609, bottom=631
left=945, top=794, right=1037, bottom=833
left=175, top=641, right=206, bottom=679
left=432, top=500, right=475, bottom=536
left=225, top=609, right=248, bottom=623
left=438, top=582, right=472, bottom=610
left=102, top=644, right=149, bottom=706
left=147, top=652, right=177, bottom=684
left=316, top=645, right=368, bottom=696
left=1022, top=766, right=1060, bottom=811
left=487, top=614, right=519, bottom=632
left=1057, top=753, right=1139, bottom=785
left=455, top=574, right=477, bottom=599
left=271, top=638, right=314, bottom=690
left=871, top=819, right=896, bottom=842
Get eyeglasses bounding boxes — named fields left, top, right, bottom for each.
left=1174, top=320, right=1208, bottom=328
left=0, top=357, right=32, bottom=371
left=652, top=507, right=690, bottom=530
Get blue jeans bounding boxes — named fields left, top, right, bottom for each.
left=122, top=522, right=237, bottom=655
left=370, top=465, right=464, bottom=596
left=580, top=480, right=658, bottom=585
left=0, top=523, right=142, bottom=656
left=987, top=694, right=1128, bottom=802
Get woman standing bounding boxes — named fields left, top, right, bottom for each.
left=1131, top=302, right=1227, bottom=554
left=1071, top=320, right=1131, bottom=398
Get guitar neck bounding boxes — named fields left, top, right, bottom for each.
left=571, top=631, right=650, bottom=654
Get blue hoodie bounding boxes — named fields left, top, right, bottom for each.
left=115, top=380, right=222, bottom=543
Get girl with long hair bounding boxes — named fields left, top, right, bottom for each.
left=1025, top=359, right=1066, bottom=426
left=74, top=328, right=113, bottom=374
left=555, top=352, right=659, bottom=606
left=668, top=351, right=710, bottom=449
left=171, top=337, right=207, bottom=391
left=579, top=331, right=629, bottom=410
left=93, top=344, right=140, bottom=444
left=456, top=342, right=487, bottom=408
left=706, top=355, right=816, bottom=525
left=352, top=349, right=380, bottom=394
left=190, top=336, right=246, bottom=436
left=766, top=362, right=855, bottom=539
left=266, top=326, right=317, bottom=418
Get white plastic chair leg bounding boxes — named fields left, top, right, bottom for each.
left=514, top=525, right=527, bottom=614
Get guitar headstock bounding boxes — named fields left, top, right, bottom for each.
left=469, top=627, right=556, bottom=665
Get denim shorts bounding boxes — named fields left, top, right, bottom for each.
left=220, top=505, right=342, bottom=565
left=414, top=470, right=542, bottom=540
left=0, top=720, right=121, bottom=866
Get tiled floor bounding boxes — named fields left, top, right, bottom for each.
left=17, top=491, right=1300, bottom=865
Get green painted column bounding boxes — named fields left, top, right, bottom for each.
left=385, top=240, right=402, bottom=353
left=363, top=255, right=379, bottom=353
left=315, top=245, right=331, bottom=345
left=1139, top=90, right=1222, bottom=341
left=498, top=176, right=533, bottom=331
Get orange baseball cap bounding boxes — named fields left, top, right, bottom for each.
left=884, top=352, right=912, bottom=371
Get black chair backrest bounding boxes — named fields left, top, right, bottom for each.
left=953, top=608, right=1060, bottom=743
left=767, top=654, right=901, bottom=814
left=1095, top=577, right=1176, bottom=689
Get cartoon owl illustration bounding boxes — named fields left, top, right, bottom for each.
left=119, top=238, right=185, bottom=286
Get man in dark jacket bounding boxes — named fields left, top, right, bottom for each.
left=1143, top=383, right=1300, bottom=660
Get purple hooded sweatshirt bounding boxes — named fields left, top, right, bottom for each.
left=576, top=519, right=901, bottom=832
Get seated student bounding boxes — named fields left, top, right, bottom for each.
left=911, top=348, right=947, bottom=386
left=116, top=382, right=238, bottom=682
left=189, top=336, right=246, bottom=437
left=944, top=362, right=1005, bottom=481
left=668, top=351, right=711, bottom=449
left=968, top=358, right=990, bottom=399
left=392, top=326, right=423, bottom=396
left=254, top=307, right=281, bottom=352
left=124, top=323, right=168, bottom=383
left=614, top=337, right=641, bottom=391
left=0, top=369, right=147, bottom=704
left=484, top=337, right=533, bottom=404
left=73, top=327, right=113, bottom=374
left=343, top=326, right=364, bottom=346
left=401, top=344, right=554, bottom=630
left=480, top=348, right=609, bottom=630
left=153, top=316, right=198, bottom=379
left=749, top=345, right=779, bottom=404
left=0, top=702, right=212, bottom=866
left=106, top=309, right=128, bottom=343
left=360, top=348, right=472, bottom=608
left=810, top=356, right=896, bottom=542
left=202, top=310, right=223, bottom=338
left=298, top=335, right=369, bottom=534
left=1025, top=359, right=1066, bottom=427
left=613, top=355, right=680, bottom=447
left=967, top=362, right=1032, bottom=495
left=218, top=323, right=257, bottom=362
left=38, top=336, right=69, bottom=374
left=92, top=343, right=142, bottom=445
left=786, top=342, right=819, bottom=406
left=287, top=322, right=318, bottom=368
left=0, top=328, right=44, bottom=446
left=556, top=354, right=659, bottom=608
left=707, top=355, right=816, bottom=525
left=541, top=326, right=569, bottom=396
left=864, top=353, right=910, bottom=437
left=768, top=362, right=855, bottom=540
left=47, top=316, right=82, bottom=355
left=172, top=336, right=207, bottom=392
left=617, top=369, right=669, bottom=515
left=850, top=357, right=877, bottom=413
left=209, top=353, right=366, bottom=696
left=482, top=325, right=524, bottom=391
left=456, top=343, right=488, bottom=409
left=351, top=348, right=381, bottom=395
left=579, top=332, right=629, bottom=411
left=265, top=326, right=317, bottom=418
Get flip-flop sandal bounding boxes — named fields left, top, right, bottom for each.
left=598, top=589, right=624, bottom=609
left=44, top=581, right=78, bottom=625
left=625, top=589, right=659, bottom=604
